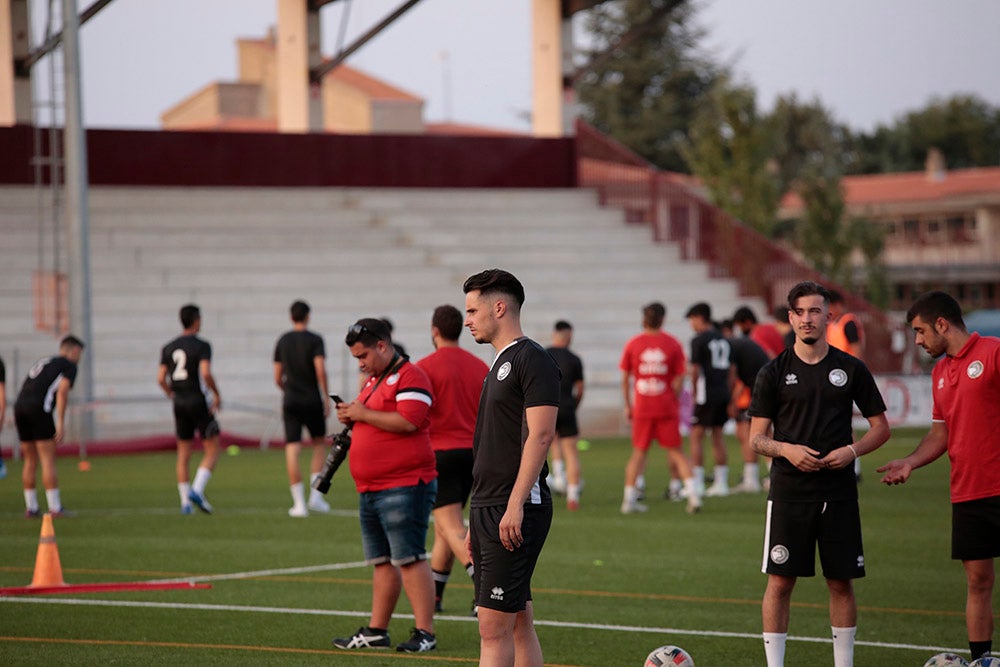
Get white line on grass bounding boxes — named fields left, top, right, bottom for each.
left=1, top=596, right=967, bottom=655
left=150, top=560, right=371, bottom=584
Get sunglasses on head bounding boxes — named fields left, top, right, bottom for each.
left=345, top=322, right=371, bottom=346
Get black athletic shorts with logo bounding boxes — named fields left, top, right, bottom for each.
left=953, top=495, right=1000, bottom=561
left=282, top=401, right=326, bottom=443
left=761, top=499, right=865, bottom=579
left=433, top=448, right=473, bottom=509
left=470, top=503, right=552, bottom=613
left=173, top=393, right=219, bottom=440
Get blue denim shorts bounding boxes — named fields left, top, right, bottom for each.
left=358, top=479, right=437, bottom=566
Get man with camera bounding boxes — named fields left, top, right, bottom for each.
left=330, top=318, right=438, bottom=654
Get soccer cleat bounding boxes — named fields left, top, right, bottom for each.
left=620, top=501, right=648, bottom=514
left=470, top=599, right=478, bottom=617
left=288, top=505, right=308, bottom=518
left=705, top=484, right=729, bottom=498
left=181, top=505, right=194, bottom=515
left=307, top=495, right=331, bottom=513
left=25, top=508, right=41, bottom=519
left=434, top=599, right=443, bottom=613
left=686, top=493, right=702, bottom=515
left=49, top=507, right=75, bottom=518
left=566, top=499, right=579, bottom=511
left=332, top=626, right=391, bottom=650
left=188, top=490, right=213, bottom=514
left=396, top=628, right=436, bottom=653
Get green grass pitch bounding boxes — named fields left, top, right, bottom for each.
left=0, top=428, right=973, bottom=665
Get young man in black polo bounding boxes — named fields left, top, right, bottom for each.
left=463, top=268, right=560, bottom=667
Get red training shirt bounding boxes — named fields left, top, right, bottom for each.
left=619, top=331, right=686, bottom=419
left=348, top=360, right=437, bottom=493
left=416, top=346, right=488, bottom=452
left=931, top=333, right=1000, bottom=503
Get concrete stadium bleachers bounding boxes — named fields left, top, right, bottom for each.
left=0, top=184, right=766, bottom=444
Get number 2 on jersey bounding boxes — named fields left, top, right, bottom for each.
left=171, top=349, right=189, bottom=381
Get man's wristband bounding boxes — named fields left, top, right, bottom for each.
left=847, top=444, right=859, bottom=459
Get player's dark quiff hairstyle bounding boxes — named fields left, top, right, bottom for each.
left=463, top=269, right=525, bottom=310
left=906, top=291, right=966, bottom=328
left=732, top=306, right=759, bottom=324
left=787, top=281, right=832, bottom=308
left=554, top=320, right=573, bottom=332
left=60, top=335, right=85, bottom=350
left=685, top=302, right=712, bottom=321
left=432, top=305, right=464, bottom=342
left=179, top=304, right=201, bottom=329
left=642, top=302, right=666, bottom=329
left=290, top=300, right=310, bottom=323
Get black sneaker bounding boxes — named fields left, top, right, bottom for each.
left=396, top=628, right=436, bottom=653
left=332, top=626, right=390, bottom=649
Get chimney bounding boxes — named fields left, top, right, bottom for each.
left=925, top=148, right=946, bottom=182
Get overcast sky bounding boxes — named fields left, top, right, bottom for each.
left=29, top=0, right=1000, bottom=136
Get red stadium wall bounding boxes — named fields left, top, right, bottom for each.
left=0, top=125, right=577, bottom=188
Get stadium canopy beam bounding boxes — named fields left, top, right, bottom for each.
left=309, top=0, right=424, bottom=84
left=17, top=0, right=113, bottom=75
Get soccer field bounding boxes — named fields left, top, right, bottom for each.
left=0, top=429, right=969, bottom=666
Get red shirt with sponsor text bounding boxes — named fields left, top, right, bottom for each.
left=619, top=331, right=686, bottom=419
left=931, top=333, right=1000, bottom=503
left=348, top=360, right=437, bottom=493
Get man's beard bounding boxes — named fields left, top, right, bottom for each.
left=801, top=336, right=819, bottom=345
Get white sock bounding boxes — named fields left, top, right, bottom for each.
left=567, top=484, right=580, bottom=502
left=553, top=459, right=565, bottom=479
left=635, top=474, right=645, bottom=491
left=713, top=465, right=729, bottom=488
left=832, top=626, right=856, bottom=667
left=763, top=632, right=787, bottom=667
left=669, top=478, right=682, bottom=495
left=178, top=482, right=192, bottom=507
left=192, top=467, right=212, bottom=496
left=623, top=485, right=639, bottom=505
left=744, top=462, right=760, bottom=484
left=24, top=489, right=39, bottom=512
left=45, top=488, right=62, bottom=512
left=683, top=478, right=697, bottom=498
left=694, top=466, right=705, bottom=493
left=290, top=482, right=306, bottom=508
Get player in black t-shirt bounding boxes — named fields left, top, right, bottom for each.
left=273, top=300, right=331, bottom=517
left=748, top=281, right=889, bottom=667
left=685, top=302, right=732, bottom=497
left=463, top=269, right=559, bottom=667
left=158, top=304, right=222, bottom=514
left=15, top=335, right=85, bottom=517
left=720, top=319, right=771, bottom=493
left=545, top=320, right=585, bottom=510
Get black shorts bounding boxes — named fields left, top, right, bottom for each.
left=952, top=495, right=1000, bottom=560
left=173, top=394, right=219, bottom=441
left=282, top=401, right=326, bottom=443
left=762, top=499, right=865, bottom=580
left=433, top=448, right=473, bottom=509
left=14, top=403, right=55, bottom=441
left=470, top=503, right=552, bottom=613
left=555, top=408, right=579, bottom=438
left=692, top=401, right=729, bottom=428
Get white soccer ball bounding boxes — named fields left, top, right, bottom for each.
left=924, top=653, right=968, bottom=667
left=970, top=657, right=1000, bottom=667
left=644, top=644, right=694, bottom=667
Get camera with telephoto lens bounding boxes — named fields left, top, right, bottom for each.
left=313, top=426, right=351, bottom=494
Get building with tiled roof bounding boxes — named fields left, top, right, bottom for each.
left=161, top=30, right=425, bottom=134
left=778, top=150, right=1000, bottom=310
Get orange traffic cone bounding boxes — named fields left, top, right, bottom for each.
left=29, top=512, right=66, bottom=588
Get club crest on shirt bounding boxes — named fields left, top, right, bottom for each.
left=967, top=361, right=984, bottom=379
left=784, top=373, right=798, bottom=385
left=770, top=545, right=789, bottom=565
left=386, top=374, right=400, bottom=386
left=828, top=369, right=848, bottom=387
left=497, top=361, right=511, bottom=381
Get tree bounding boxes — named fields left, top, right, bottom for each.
left=850, top=94, right=1000, bottom=174
left=576, top=0, right=723, bottom=172
left=684, top=78, right=780, bottom=235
